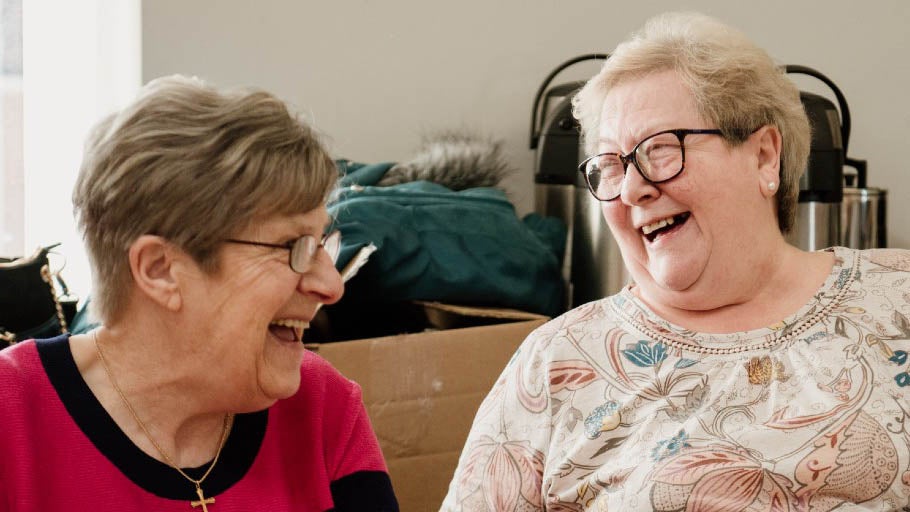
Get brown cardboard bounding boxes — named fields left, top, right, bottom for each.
left=306, top=302, right=548, bottom=512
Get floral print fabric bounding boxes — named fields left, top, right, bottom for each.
left=441, top=247, right=910, bottom=511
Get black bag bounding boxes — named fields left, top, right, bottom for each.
left=0, top=244, right=77, bottom=348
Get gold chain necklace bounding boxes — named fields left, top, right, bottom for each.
left=92, top=331, right=233, bottom=511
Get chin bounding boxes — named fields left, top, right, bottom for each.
left=654, top=271, right=698, bottom=292
left=259, top=370, right=303, bottom=403
left=646, top=248, right=708, bottom=290
left=274, top=377, right=303, bottom=401
left=633, top=260, right=701, bottom=295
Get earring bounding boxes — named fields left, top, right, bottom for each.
left=768, top=182, right=776, bottom=190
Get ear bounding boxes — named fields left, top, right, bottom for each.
left=753, top=125, right=783, bottom=198
left=127, top=235, right=183, bottom=311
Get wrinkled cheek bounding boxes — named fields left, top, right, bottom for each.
left=600, top=203, right=637, bottom=245
left=599, top=202, right=625, bottom=230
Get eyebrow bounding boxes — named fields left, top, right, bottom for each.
left=294, top=216, right=334, bottom=236
left=596, top=126, right=668, bottom=151
left=595, top=137, right=621, bottom=153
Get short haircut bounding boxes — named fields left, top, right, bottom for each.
left=73, top=75, right=338, bottom=324
left=572, top=12, right=810, bottom=233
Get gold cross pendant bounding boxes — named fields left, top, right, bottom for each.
left=191, top=485, right=215, bottom=511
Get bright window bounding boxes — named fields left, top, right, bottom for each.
left=0, top=0, right=23, bottom=257
left=12, top=0, right=140, bottom=301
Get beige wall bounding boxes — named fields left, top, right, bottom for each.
left=143, top=0, right=910, bottom=247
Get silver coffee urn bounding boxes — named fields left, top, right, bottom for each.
left=531, top=54, right=630, bottom=311
left=788, top=88, right=844, bottom=251
left=785, top=65, right=885, bottom=251
left=842, top=162, right=887, bottom=249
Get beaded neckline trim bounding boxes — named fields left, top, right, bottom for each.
left=608, top=249, right=860, bottom=356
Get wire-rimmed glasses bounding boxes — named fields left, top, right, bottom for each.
left=224, top=230, right=341, bottom=273
left=578, top=128, right=725, bottom=201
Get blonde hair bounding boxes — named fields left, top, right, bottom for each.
left=73, top=75, right=338, bottom=324
left=572, top=12, right=810, bottom=233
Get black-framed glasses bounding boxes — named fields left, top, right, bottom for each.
left=224, top=230, right=341, bottom=274
left=578, top=128, right=725, bottom=201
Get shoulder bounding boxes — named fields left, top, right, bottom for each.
left=0, top=341, right=51, bottom=461
left=494, top=298, right=621, bottom=389
left=859, top=247, right=910, bottom=272
left=301, top=349, right=360, bottom=396
left=277, top=350, right=362, bottom=417
left=0, top=339, right=39, bottom=364
left=520, top=299, right=617, bottom=354
left=0, top=341, right=41, bottom=390
left=266, top=351, right=366, bottom=450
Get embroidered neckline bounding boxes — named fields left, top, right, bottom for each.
left=608, top=247, right=860, bottom=355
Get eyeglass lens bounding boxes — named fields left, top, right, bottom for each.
left=289, top=230, right=341, bottom=273
left=583, top=131, right=684, bottom=200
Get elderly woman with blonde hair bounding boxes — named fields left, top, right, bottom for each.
left=442, top=11, right=910, bottom=511
left=0, top=76, right=398, bottom=511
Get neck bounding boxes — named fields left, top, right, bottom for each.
left=632, top=242, right=834, bottom=334
left=72, top=326, right=232, bottom=468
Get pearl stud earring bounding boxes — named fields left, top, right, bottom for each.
left=768, top=182, right=776, bottom=190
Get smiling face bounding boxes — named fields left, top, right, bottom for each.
left=180, top=206, right=343, bottom=409
left=597, top=70, right=777, bottom=308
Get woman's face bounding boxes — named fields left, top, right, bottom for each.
left=183, top=206, right=343, bottom=410
left=596, top=70, right=772, bottom=299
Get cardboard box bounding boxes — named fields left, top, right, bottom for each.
left=306, top=301, right=548, bottom=512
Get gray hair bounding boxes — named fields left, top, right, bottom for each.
left=73, top=75, right=338, bottom=324
left=572, top=12, right=810, bottom=234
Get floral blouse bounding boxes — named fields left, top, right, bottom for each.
left=441, top=247, right=910, bottom=511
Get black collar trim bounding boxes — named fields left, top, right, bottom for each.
left=37, top=335, right=267, bottom=500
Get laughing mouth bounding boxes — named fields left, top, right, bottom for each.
left=641, top=212, right=690, bottom=242
left=269, top=319, right=310, bottom=343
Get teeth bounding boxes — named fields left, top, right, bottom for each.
left=270, top=319, right=310, bottom=341
left=642, top=215, right=675, bottom=235
left=271, top=319, right=310, bottom=329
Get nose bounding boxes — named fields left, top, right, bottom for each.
left=618, top=161, right=660, bottom=205
left=297, top=250, right=344, bottom=306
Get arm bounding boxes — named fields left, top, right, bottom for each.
left=327, top=383, right=399, bottom=512
left=440, top=328, right=553, bottom=512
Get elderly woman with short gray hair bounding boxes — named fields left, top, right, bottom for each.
left=442, top=12, right=910, bottom=511
left=0, top=76, right=398, bottom=511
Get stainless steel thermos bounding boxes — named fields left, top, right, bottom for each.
left=784, top=65, right=886, bottom=251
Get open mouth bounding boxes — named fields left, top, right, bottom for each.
left=641, top=212, right=691, bottom=242
left=269, top=319, right=310, bottom=343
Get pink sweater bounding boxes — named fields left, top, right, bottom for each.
left=0, top=337, right=398, bottom=511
